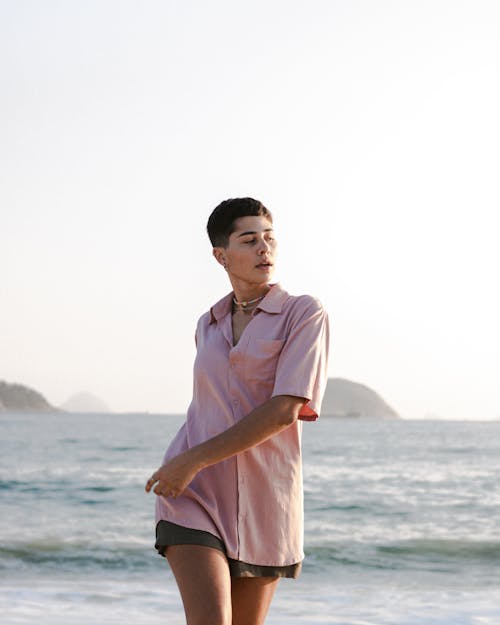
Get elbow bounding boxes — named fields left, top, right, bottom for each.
left=272, top=396, right=303, bottom=427
left=277, top=411, right=296, bottom=428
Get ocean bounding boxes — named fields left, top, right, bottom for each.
left=1, top=413, right=499, bottom=625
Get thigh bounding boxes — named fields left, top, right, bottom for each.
left=231, top=576, right=280, bottom=625
left=166, top=544, right=232, bottom=625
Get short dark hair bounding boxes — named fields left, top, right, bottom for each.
left=207, top=197, right=273, bottom=247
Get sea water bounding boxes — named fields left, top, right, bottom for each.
left=1, top=413, right=500, bottom=625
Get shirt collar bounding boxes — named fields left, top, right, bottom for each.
left=209, top=283, right=289, bottom=324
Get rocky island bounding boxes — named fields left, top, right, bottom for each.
left=321, top=377, right=400, bottom=418
left=0, top=377, right=400, bottom=418
left=0, top=380, right=59, bottom=413
left=61, top=392, right=111, bottom=413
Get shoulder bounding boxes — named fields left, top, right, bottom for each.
left=276, top=291, right=329, bottom=340
left=283, top=292, right=327, bottom=320
left=197, top=310, right=212, bottom=326
left=193, top=310, right=212, bottom=342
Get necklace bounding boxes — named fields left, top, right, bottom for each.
left=232, top=301, right=260, bottom=314
left=232, top=294, right=266, bottom=310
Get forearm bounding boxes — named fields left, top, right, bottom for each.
left=145, top=395, right=305, bottom=497
left=189, top=395, right=303, bottom=471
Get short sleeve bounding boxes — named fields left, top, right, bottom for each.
left=271, top=297, right=330, bottom=421
left=194, top=314, right=206, bottom=348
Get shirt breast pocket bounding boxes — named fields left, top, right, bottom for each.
left=245, top=338, right=286, bottom=385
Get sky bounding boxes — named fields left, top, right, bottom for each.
left=1, top=0, right=499, bottom=420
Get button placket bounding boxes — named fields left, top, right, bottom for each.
left=228, top=347, right=242, bottom=411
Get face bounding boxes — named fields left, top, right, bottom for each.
left=214, top=216, right=277, bottom=285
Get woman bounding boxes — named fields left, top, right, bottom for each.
left=145, top=197, right=329, bottom=625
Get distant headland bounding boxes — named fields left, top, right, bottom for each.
left=0, top=380, right=59, bottom=413
left=322, top=377, right=400, bottom=419
left=60, top=392, right=111, bottom=413
left=0, top=377, right=400, bottom=418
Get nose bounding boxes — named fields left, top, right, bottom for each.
left=258, top=237, right=271, bottom=255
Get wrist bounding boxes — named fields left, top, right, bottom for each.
left=188, top=445, right=209, bottom=472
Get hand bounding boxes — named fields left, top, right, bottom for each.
left=145, top=449, right=202, bottom=498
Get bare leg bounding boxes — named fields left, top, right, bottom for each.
left=231, top=576, right=280, bottom=625
left=166, top=544, right=232, bottom=625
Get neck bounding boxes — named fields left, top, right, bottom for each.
left=230, top=280, right=271, bottom=306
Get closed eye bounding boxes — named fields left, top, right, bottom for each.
left=242, top=235, right=275, bottom=245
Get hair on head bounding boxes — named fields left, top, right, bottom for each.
left=207, top=197, right=273, bottom=248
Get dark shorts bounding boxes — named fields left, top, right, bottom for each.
left=155, top=520, right=301, bottom=579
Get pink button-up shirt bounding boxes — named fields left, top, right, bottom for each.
left=155, top=283, right=330, bottom=566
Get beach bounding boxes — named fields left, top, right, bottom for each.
left=1, top=413, right=500, bottom=624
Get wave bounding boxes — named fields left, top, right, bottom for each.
left=0, top=541, right=157, bottom=572
left=305, top=539, right=500, bottom=571
left=0, top=480, right=118, bottom=495
left=377, top=539, right=500, bottom=560
left=2, top=537, right=500, bottom=574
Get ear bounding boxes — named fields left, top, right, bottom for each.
left=212, top=247, right=226, bottom=268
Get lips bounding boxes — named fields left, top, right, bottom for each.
left=256, top=262, right=273, bottom=268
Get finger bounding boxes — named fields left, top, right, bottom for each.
left=153, top=484, right=170, bottom=497
left=145, top=473, right=158, bottom=492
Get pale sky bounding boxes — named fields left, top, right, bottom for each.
left=1, top=0, right=499, bottom=420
